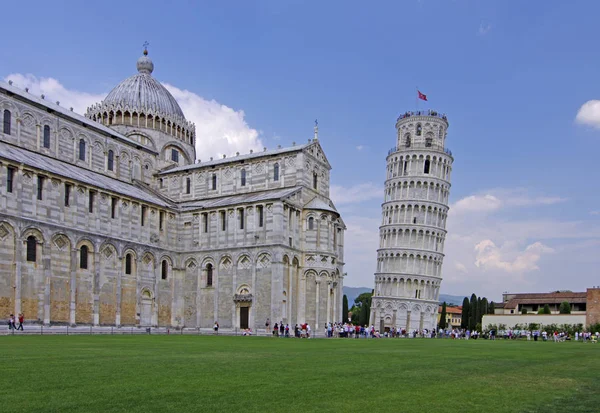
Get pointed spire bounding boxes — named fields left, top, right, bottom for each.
left=313, top=119, right=319, bottom=141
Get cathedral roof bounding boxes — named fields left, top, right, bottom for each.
left=159, top=143, right=313, bottom=174
left=0, top=80, right=157, bottom=155
left=99, top=49, right=186, bottom=120
left=0, top=141, right=173, bottom=208
left=304, top=197, right=339, bottom=214
left=179, top=186, right=302, bottom=210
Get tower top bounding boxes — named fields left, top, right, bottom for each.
left=313, top=119, right=319, bottom=141
left=396, top=110, right=448, bottom=126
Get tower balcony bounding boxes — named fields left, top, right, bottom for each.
left=388, top=142, right=452, bottom=157
left=396, top=110, right=449, bottom=124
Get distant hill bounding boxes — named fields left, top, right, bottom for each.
left=439, top=294, right=467, bottom=306
left=343, top=286, right=372, bottom=305
left=343, top=286, right=465, bottom=307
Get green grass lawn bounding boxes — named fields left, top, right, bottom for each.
left=0, top=335, right=598, bottom=412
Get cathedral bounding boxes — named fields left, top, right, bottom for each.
left=0, top=49, right=345, bottom=332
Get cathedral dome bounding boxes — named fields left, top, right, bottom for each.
left=101, top=49, right=185, bottom=120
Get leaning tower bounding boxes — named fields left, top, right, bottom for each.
left=369, top=110, right=453, bottom=333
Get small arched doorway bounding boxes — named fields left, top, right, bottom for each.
left=140, top=289, right=153, bottom=326
left=234, top=286, right=252, bottom=329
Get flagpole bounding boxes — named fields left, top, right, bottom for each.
left=415, top=86, right=419, bottom=111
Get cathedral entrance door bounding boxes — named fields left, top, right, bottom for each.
left=240, top=306, right=249, bottom=329
left=140, top=291, right=152, bottom=326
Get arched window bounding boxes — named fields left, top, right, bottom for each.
left=424, top=159, right=431, bottom=174
left=186, top=177, right=191, bottom=194
left=240, top=168, right=246, bottom=187
left=206, top=263, right=213, bottom=287
left=161, top=260, right=168, bottom=280
left=43, top=125, right=51, bottom=148
left=3, top=110, right=11, bottom=135
left=212, top=174, right=217, bottom=190
left=125, top=253, right=132, bottom=275
left=308, top=217, right=314, bottom=230
left=79, top=139, right=86, bottom=161
left=171, top=148, right=179, bottom=163
left=416, top=124, right=422, bottom=136
left=26, top=235, right=37, bottom=262
left=107, top=150, right=114, bottom=171
left=425, top=137, right=432, bottom=147
left=405, top=134, right=411, bottom=147
left=273, top=163, right=279, bottom=181
left=80, top=245, right=88, bottom=269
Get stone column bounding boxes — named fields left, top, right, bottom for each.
left=196, top=266, right=202, bottom=328
left=69, top=248, right=77, bottom=326
left=315, top=278, right=320, bottom=335
left=115, top=258, right=122, bottom=326
left=250, top=262, right=257, bottom=331
left=270, top=254, right=283, bottom=325
left=43, top=254, right=51, bottom=325
left=213, top=265, right=219, bottom=325
left=298, top=272, right=306, bottom=323
left=288, top=262, right=294, bottom=326
left=326, top=281, right=331, bottom=324
left=153, top=262, right=160, bottom=327
left=93, top=251, right=100, bottom=326
left=232, top=263, right=237, bottom=328
left=14, top=237, right=23, bottom=316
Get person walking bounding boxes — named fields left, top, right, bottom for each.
left=17, top=313, right=24, bottom=331
left=8, top=314, right=16, bottom=331
left=213, top=321, right=219, bottom=334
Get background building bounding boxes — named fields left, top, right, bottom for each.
left=483, top=288, right=600, bottom=328
left=0, top=49, right=345, bottom=332
left=370, top=110, right=454, bottom=332
left=437, top=305, right=462, bottom=329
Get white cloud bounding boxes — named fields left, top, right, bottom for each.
left=591, top=210, right=600, bottom=216
left=4, top=74, right=264, bottom=161
left=454, top=262, right=468, bottom=273
left=478, top=22, right=492, bottom=36
left=356, top=145, right=364, bottom=151
left=576, top=100, right=600, bottom=128
left=330, top=182, right=381, bottom=206
left=163, top=83, right=263, bottom=159
left=4, top=73, right=106, bottom=114
left=451, top=194, right=501, bottom=215
left=450, top=189, right=566, bottom=216
left=474, top=240, right=554, bottom=273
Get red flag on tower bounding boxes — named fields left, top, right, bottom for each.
left=418, top=90, right=428, bottom=101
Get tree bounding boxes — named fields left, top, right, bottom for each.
left=488, top=301, right=496, bottom=314
left=439, top=302, right=447, bottom=329
left=342, top=294, right=349, bottom=322
left=469, top=293, right=478, bottom=331
left=359, top=302, right=369, bottom=326
left=521, top=307, right=528, bottom=315
left=354, top=292, right=373, bottom=308
left=461, top=297, right=470, bottom=329
left=559, top=301, right=571, bottom=314
left=481, top=298, right=489, bottom=318
left=543, top=304, right=551, bottom=314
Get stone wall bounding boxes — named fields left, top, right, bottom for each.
left=586, top=288, right=600, bottom=326
left=482, top=314, right=587, bottom=329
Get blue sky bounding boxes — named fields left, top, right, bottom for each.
left=2, top=1, right=599, bottom=300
